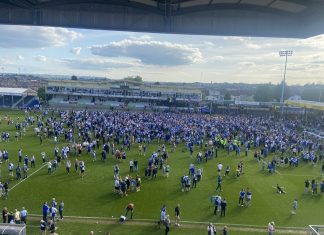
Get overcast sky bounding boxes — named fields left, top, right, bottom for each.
left=0, top=24, right=323, bottom=85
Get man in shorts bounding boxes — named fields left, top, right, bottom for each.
left=125, top=203, right=134, bottom=219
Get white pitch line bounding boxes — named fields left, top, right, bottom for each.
left=275, top=171, right=320, bottom=177
left=27, top=214, right=307, bottom=230
left=9, top=163, right=47, bottom=192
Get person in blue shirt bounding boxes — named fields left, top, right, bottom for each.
left=59, top=201, right=64, bottom=220
left=216, top=175, right=222, bottom=192
left=23, top=155, right=28, bottom=167
left=42, top=202, right=49, bottom=221
left=143, top=145, right=147, bottom=156
left=16, top=164, right=21, bottom=180
left=51, top=207, right=57, bottom=222
left=238, top=189, right=245, bottom=206
left=80, top=161, right=85, bottom=179
left=221, top=198, right=227, bottom=217
left=213, top=195, right=221, bottom=215
left=52, top=160, right=57, bottom=173
left=52, top=198, right=57, bottom=208
left=189, top=146, right=193, bottom=156
left=40, top=220, right=46, bottom=234
left=20, top=207, right=27, bottom=224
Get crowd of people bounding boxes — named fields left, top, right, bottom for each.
left=0, top=108, right=323, bottom=234
left=2, top=206, right=28, bottom=224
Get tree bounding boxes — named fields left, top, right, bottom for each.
left=124, top=75, right=143, bottom=83
left=275, top=81, right=291, bottom=102
left=37, top=87, right=46, bottom=101
left=71, top=75, right=78, bottom=80
left=301, top=84, right=324, bottom=102
left=253, top=82, right=291, bottom=102
left=224, top=92, right=231, bottom=100
left=254, top=83, right=275, bottom=102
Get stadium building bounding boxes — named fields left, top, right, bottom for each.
left=0, top=87, right=38, bottom=108
left=46, top=79, right=203, bottom=110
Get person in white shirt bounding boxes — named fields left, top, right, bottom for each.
left=47, top=161, right=52, bottom=175
left=217, top=163, right=223, bottom=173
left=268, top=222, right=275, bottom=235
left=92, top=150, right=96, bottom=161
left=207, top=223, right=216, bottom=235
left=129, top=160, right=134, bottom=172
left=114, top=179, right=120, bottom=194
left=9, top=163, right=14, bottom=176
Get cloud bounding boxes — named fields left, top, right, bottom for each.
left=17, top=55, right=24, bottom=60
left=33, top=55, right=47, bottom=62
left=203, top=41, right=215, bottom=46
left=0, top=25, right=82, bottom=48
left=70, top=47, right=82, bottom=55
left=297, top=35, right=324, bottom=49
left=238, top=61, right=256, bottom=67
left=61, top=58, right=140, bottom=70
left=245, top=42, right=262, bottom=49
left=90, top=39, right=203, bottom=66
left=129, top=35, right=152, bottom=41
left=222, top=36, right=274, bottom=50
left=210, top=55, right=224, bottom=60
left=0, top=58, right=12, bottom=65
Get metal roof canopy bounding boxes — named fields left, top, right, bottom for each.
left=0, top=0, right=324, bottom=38
left=0, top=88, right=28, bottom=96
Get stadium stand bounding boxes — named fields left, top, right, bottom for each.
left=0, top=87, right=38, bottom=108
left=46, top=80, right=202, bottom=110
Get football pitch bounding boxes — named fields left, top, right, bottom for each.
left=0, top=110, right=322, bottom=234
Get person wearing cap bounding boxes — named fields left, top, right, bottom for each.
left=207, top=223, right=216, bottom=235
left=20, top=207, right=27, bottom=224
left=268, top=222, right=275, bottom=235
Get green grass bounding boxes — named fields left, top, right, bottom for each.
left=25, top=221, right=294, bottom=235
left=0, top=110, right=322, bottom=234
